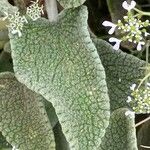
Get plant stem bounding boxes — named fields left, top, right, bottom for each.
left=138, top=41, right=150, bottom=89
left=145, top=41, right=149, bottom=87
left=140, top=145, right=150, bottom=149
left=45, top=0, right=58, bottom=22
left=134, top=8, right=150, bottom=16
left=135, top=116, right=150, bottom=127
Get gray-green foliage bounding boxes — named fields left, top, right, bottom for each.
left=93, top=39, right=146, bottom=111
left=10, top=6, right=110, bottom=150
left=0, top=1, right=149, bottom=150
left=99, top=108, right=137, bottom=150
left=0, top=72, right=55, bottom=150
left=57, top=0, right=86, bottom=9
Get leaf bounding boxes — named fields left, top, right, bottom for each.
left=93, top=39, right=145, bottom=111
left=99, top=108, right=138, bottom=150
left=10, top=6, right=110, bottom=149
left=0, top=0, right=18, bottom=15
left=137, top=119, right=150, bottom=149
left=57, top=0, right=86, bottom=9
left=0, top=51, right=13, bottom=73
left=0, top=20, right=9, bottom=49
left=0, top=72, right=55, bottom=150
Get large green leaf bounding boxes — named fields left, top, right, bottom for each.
left=0, top=72, right=55, bottom=150
left=93, top=39, right=145, bottom=111
left=57, top=0, right=86, bottom=9
left=99, top=108, right=138, bottom=150
left=10, top=6, right=110, bottom=149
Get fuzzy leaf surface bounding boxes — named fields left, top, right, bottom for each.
left=10, top=6, right=110, bottom=150
left=0, top=72, right=55, bottom=150
left=94, top=39, right=146, bottom=111
left=57, top=0, right=86, bottom=9
left=99, top=108, right=138, bottom=150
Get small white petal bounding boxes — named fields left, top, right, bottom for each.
left=102, top=21, right=117, bottom=34
left=2, top=12, right=9, bottom=20
left=125, top=111, right=135, bottom=118
left=109, top=37, right=122, bottom=50
left=145, top=32, right=150, bottom=37
left=137, top=42, right=145, bottom=51
left=130, top=83, right=136, bottom=91
left=127, top=96, right=132, bottom=103
left=122, top=1, right=136, bottom=11
left=147, top=83, right=150, bottom=87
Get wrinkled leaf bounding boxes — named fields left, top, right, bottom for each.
left=0, top=72, right=55, bottom=150
left=0, top=0, right=18, bottom=15
left=137, top=119, right=150, bottom=149
left=93, top=39, right=145, bottom=111
left=57, top=0, right=86, bottom=9
left=10, top=6, right=110, bottom=149
left=99, top=108, right=138, bottom=150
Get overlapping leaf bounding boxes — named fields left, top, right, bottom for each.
left=99, top=108, right=138, bottom=150
left=93, top=39, right=146, bottom=111
left=10, top=6, right=110, bottom=150
left=0, top=72, right=55, bottom=150
left=57, top=0, right=86, bottom=9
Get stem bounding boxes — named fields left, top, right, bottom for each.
left=134, top=8, right=150, bottom=16
left=140, top=145, right=150, bottom=149
left=135, top=116, right=150, bottom=127
left=145, top=41, right=149, bottom=87
left=45, top=0, right=58, bottom=22
left=138, top=41, right=150, bottom=89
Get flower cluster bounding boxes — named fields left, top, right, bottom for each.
left=3, top=12, right=28, bottom=37
left=3, top=0, right=43, bottom=37
left=127, top=83, right=150, bottom=113
left=102, top=1, right=150, bottom=51
left=26, top=0, right=44, bottom=21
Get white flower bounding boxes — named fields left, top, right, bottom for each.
left=137, top=41, right=145, bottom=51
left=2, top=12, right=9, bottom=21
left=4, top=11, right=28, bottom=37
left=109, top=37, right=122, bottom=50
left=130, top=83, right=136, bottom=91
left=127, top=96, right=132, bottom=103
left=12, top=146, right=19, bottom=150
left=125, top=110, right=135, bottom=118
left=145, top=32, right=150, bottom=37
left=147, top=82, right=150, bottom=87
left=102, top=21, right=117, bottom=34
left=26, top=0, right=44, bottom=21
left=122, top=1, right=136, bottom=11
